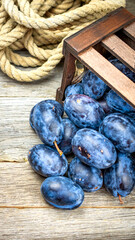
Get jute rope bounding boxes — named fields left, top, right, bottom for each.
left=0, top=0, right=125, bottom=82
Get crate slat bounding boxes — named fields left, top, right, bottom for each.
left=78, top=47, right=135, bottom=107
left=64, top=8, right=135, bottom=56
left=56, top=51, right=76, bottom=102
left=57, top=8, right=135, bottom=106
left=116, top=31, right=135, bottom=50
left=101, top=34, right=135, bottom=71
left=123, top=21, right=135, bottom=41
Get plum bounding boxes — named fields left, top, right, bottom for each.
left=41, top=176, right=84, bottom=209
left=109, top=58, right=135, bottom=82
left=106, top=90, right=135, bottom=113
left=64, top=94, right=105, bottom=129
left=30, top=100, right=64, bottom=131
left=29, top=104, right=36, bottom=130
left=65, top=83, right=83, bottom=98
left=104, top=152, right=135, bottom=198
left=72, top=128, right=117, bottom=169
left=82, top=70, right=108, bottom=99
left=58, top=118, right=78, bottom=155
left=68, top=157, right=103, bottom=192
left=28, top=144, right=68, bottom=177
left=126, top=112, right=135, bottom=125
left=98, top=98, right=112, bottom=114
left=29, top=100, right=64, bottom=146
left=99, top=113, right=135, bottom=153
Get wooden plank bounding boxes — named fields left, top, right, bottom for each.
left=123, top=21, right=135, bottom=41
left=116, top=31, right=135, bottom=50
left=0, top=2, right=135, bottom=240
left=0, top=97, right=66, bottom=162
left=0, top=64, right=63, bottom=97
left=101, top=34, right=135, bottom=71
left=0, top=97, right=49, bottom=162
left=56, top=51, right=76, bottom=103
left=126, top=0, right=135, bottom=15
left=64, top=7, right=135, bottom=55
left=0, top=208, right=135, bottom=240
left=0, top=162, right=135, bottom=208
left=0, top=62, right=63, bottom=162
left=78, top=47, right=135, bottom=107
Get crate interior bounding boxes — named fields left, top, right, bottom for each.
left=63, top=51, right=134, bottom=104
left=56, top=8, right=135, bottom=107
left=61, top=22, right=135, bottom=108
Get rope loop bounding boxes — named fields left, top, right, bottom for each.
left=0, top=0, right=125, bottom=82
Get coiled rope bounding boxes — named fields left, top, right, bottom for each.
left=0, top=0, right=125, bottom=82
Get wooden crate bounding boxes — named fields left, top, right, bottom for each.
left=56, top=7, right=135, bottom=108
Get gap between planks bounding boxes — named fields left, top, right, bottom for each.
left=0, top=162, right=135, bottom=207
left=0, top=206, right=135, bottom=209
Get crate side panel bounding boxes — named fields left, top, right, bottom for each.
left=123, top=21, right=135, bottom=41
left=78, top=47, right=135, bottom=107
left=64, top=8, right=135, bottom=55
left=101, top=34, right=135, bottom=71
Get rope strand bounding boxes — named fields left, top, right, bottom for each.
left=0, top=0, right=125, bottom=82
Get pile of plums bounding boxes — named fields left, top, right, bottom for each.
left=28, top=58, right=135, bottom=210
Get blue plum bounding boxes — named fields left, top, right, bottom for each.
left=41, top=176, right=84, bottom=209
left=64, top=94, right=105, bottom=129
left=65, top=83, right=83, bottom=98
left=29, top=104, right=36, bottom=131
left=58, top=118, right=78, bottom=155
left=45, top=99, right=64, bottom=116
left=106, top=90, right=135, bottom=113
left=104, top=152, right=135, bottom=197
left=68, top=157, right=103, bottom=192
left=120, top=114, right=135, bottom=127
left=98, top=98, right=112, bottom=114
left=72, top=128, right=117, bottom=169
left=82, top=70, right=108, bottom=99
left=29, top=100, right=64, bottom=146
left=99, top=113, right=135, bottom=153
left=30, top=100, right=64, bottom=131
left=28, top=144, right=68, bottom=177
left=126, top=112, right=135, bottom=125
left=109, top=58, right=135, bottom=82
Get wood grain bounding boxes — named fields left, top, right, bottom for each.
left=0, top=162, right=135, bottom=207
left=65, top=8, right=135, bottom=55
left=126, top=1, right=135, bottom=15
left=0, top=2, right=135, bottom=240
left=0, top=62, right=63, bottom=162
left=101, top=34, right=135, bottom=71
left=123, top=21, right=135, bottom=41
left=0, top=64, right=63, bottom=98
left=61, top=8, right=135, bottom=103
left=78, top=47, right=135, bottom=107
left=1, top=208, right=135, bottom=240
left=116, top=30, right=135, bottom=50
left=56, top=51, right=76, bottom=103
left=0, top=97, right=46, bottom=162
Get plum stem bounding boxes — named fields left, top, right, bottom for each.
left=118, top=194, right=124, bottom=204
left=54, top=140, right=63, bottom=156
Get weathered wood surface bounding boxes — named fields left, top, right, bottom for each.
left=0, top=162, right=135, bottom=207
left=0, top=2, right=135, bottom=240
left=101, top=34, right=135, bottom=71
left=126, top=1, right=135, bottom=15
left=64, top=7, right=135, bottom=55
left=123, top=21, right=135, bottom=40
left=56, top=51, right=76, bottom=102
left=78, top=47, right=135, bottom=107
left=1, top=208, right=135, bottom=240
left=59, top=7, right=135, bottom=105
left=0, top=64, right=63, bottom=163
